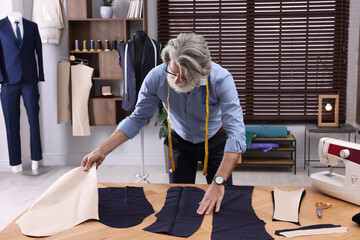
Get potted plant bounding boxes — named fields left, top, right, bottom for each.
left=155, top=106, right=168, bottom=139
left=100, top=0, right=115, bottom=18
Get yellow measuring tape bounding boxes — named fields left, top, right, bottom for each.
left=167, top=78, right=210, bottom=175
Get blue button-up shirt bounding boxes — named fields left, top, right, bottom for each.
left=117, top=62, right=246, bottom=153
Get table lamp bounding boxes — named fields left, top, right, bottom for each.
left=318, top=94, right=339, bottom=127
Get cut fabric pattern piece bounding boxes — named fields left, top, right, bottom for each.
left=143, top=186, right=205, bottom=237
left=250, top=143, right=279, bottom=152
left=275, top=224, right=348, bottom=238
left=272, top=187, right=306, bottom=225
left=57, top=60, right=71, bottom=124
left=352, top=212, right=360, bottom=225
left=212, top=186, right=273, bottom=240
left=16, top=165, right=99, bottom=237
left=71, top=64, right=93, bottom=136
left=98, top=187, right=154, bottom=228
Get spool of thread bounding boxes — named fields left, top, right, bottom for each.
left=105, top=39, right=110, bottom=51
left=75, top=40, right=80, bottom=51
left=97, top=40, right=102, bottom=51
left=112, top=40, right=117, bottom=51
left=90, top=40, right=95, bottom=51
left=82, top=40, right=88, bottom=51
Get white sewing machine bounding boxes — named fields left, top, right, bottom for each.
left=311, top=137, right=360, bottom=206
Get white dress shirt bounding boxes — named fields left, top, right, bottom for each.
left=7, top=12, right=23, bottom=39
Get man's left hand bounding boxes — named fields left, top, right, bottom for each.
left=197, top=183, right=224, bottom=215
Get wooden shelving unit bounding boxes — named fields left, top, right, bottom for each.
left=239, top=134, right=297, bottom=174
left=66, top=0, right=147, bottom=126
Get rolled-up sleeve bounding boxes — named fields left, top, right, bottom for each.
left=117, top=70, right=161, bottom=139
left=216, top=73, right=246, bottom=153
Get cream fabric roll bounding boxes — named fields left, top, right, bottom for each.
left=16, top=165, right=99, bottom=237
left=71, top=64, right=93, bottom=136
left=273, top=187, right=304, bottom=223
left=57, top=61, right=71, bottom=124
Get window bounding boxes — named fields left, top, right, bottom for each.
left=158, top=0, right=349, bottom=122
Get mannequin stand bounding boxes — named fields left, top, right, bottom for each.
left=136, top=128, right=149, bottom=183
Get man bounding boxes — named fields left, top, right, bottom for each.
left=82, top=33, right=246, bottom=215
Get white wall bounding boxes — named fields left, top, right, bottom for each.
left=346, top=0, right=360, bottom=131
left=0, top=0, right=359, bottom=171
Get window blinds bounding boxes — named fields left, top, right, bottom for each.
left=157, top=0, right=349, bottom=122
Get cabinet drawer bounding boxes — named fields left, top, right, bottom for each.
left=89, top=98, right=116, bottom=126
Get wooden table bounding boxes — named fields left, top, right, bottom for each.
left=1, top=183, right=359, bottom=239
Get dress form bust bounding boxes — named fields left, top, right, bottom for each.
left=134, top=30, right=147, bottom=95
left=8, top=11, right=23, bottom=21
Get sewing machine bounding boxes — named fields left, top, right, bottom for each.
left=311, top=137, right=360, bottom=206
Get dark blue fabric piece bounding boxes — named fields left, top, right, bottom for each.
left=352, top=212, right=360, bottom=225
left=98, top=187, right=154, bottom=228
left=143, top=186, right=205, bottom=237
left=271, top=189, right=306, bottom=225
left=212, top=186, right=273, bottom=240
left=275, top=224, right=342, bottom=236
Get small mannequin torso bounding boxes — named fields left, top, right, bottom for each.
left=134, top=30, right=147, bottom=95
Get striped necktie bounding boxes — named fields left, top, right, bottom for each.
left=15, top=21, right=22, bottom=45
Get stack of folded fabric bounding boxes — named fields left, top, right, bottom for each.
left=245, top=125, right=290, bottom=150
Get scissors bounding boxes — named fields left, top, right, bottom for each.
left=315, top=202, right=332, bottom=217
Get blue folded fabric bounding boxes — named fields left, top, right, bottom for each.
left=98, top=187, right=154, bottom=228
left=246, top=126, right=290, bottom=138
left=250, top=143, right=279, bottom=152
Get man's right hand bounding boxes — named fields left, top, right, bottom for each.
left=81, top=148, right=106, bottom=171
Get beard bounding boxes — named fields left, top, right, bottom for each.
left=167, top=77, right=195, bottom=93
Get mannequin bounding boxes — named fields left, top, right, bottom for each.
left=117, top=31, right=162, bottom=111
left=0, top=12, right=44, bottom=173
left=134, top=30, right=147, bottom=95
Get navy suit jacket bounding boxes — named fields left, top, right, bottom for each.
left=117, top=36, right=161, bottom=111
left=0, top=17, right=44, bottom=84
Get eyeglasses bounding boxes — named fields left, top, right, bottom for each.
left=165, top=65, right=189, bottom=83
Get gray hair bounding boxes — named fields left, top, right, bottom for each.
left=161, top=33, right=212, bottom=87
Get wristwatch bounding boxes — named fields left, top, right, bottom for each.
left=213, top=176, right=227, bottom=185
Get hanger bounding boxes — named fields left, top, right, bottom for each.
left=57, top=55, right=88, bottom=65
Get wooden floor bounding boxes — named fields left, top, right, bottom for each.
left=0, top=164, right=344, bottom=232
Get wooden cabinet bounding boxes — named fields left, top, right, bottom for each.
left=66, top=0, right=147, bottom=126
left=239, top=134, right=297, bottom=174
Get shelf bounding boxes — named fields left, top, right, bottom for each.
left=239, top=157, right=294, bottom=165
left=66, top=0, right=147, bottom=127
left=70, top=51, right=100, bottom=54
left=92, top=77, right=121, bottom=80
left=91, top=97, right=123, bottom=101
left=254, top=135, right=295, bottom=141
left=239, top=134, right=297, bottom=174
left=245, top=144, right=295, bottom=151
